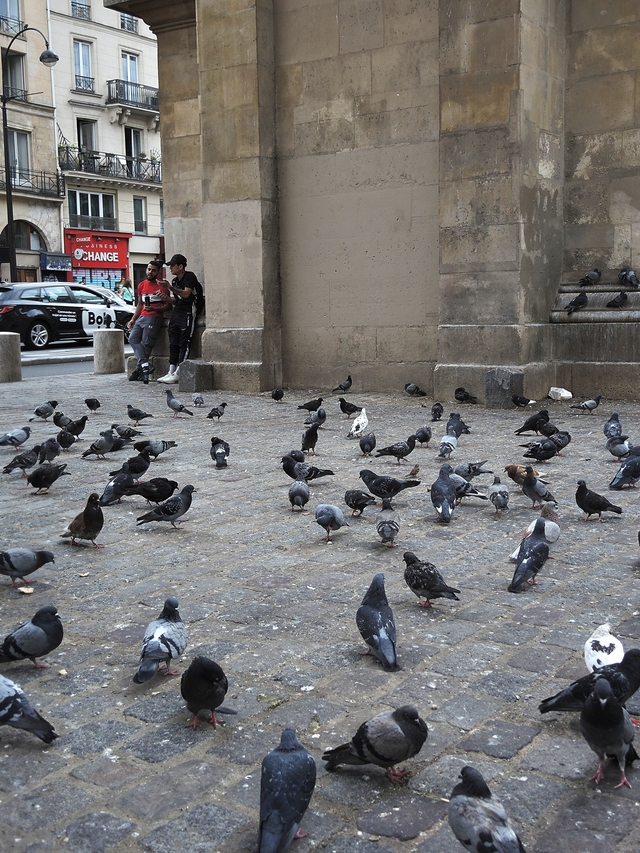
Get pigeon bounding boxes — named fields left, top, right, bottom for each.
left=606, top=434, right=630, bottom=460
left=609, top=452, right=640, bottom=490
left=454, top=387, right=477, bottom=404
left=27, top=462, right=69, bottom=494
left=133, top=596, right=188, bottom=683
left=29, top=401, right=57, bottom=422
left=111, top=437, right=134, bottom=454
left=359, top=469, right=420, bottom=503
left=571, top=394, right=601, bottom=413
left=181, top=656, right=236, bottom=728
left=338, top=397, right=362, bottom=418
left=333, top=374, right=352, bottom=393
left=375, top=435, right=417, bottom=464
left=315, top=504, right=349, bottom=542
left=0, top=426, right=31, bottom=447
left=271, top=387, right=284, bottom=402
left=356, top=573, right=399, bottom=671
left=509, top=502, right=561, bottom=560
left=454, top=460, right=492, bottom=481
left=414, top=426, right=431, bottom=447
left=450, top=472, right=488, bottom=504
left=431, top=402, right=444, bottom=421
left=344, top=489, right=376, bottom=517
left=404, top=382, right=427, bottom=397
left=567, top=291, right=588, bottom=314
left=512, top=394, right=536, bottom=407
left=359, top=433, right=376, bottom=456
left=166, top=390, right=193, bottom=417
left=60, top=493, right=105, bottom=548
left=109, top=449, right=153, bottom=479
left=210, top=437, right=230, bottom=469
left=288, top=480, right=310, bottom=512
left=548, top=430, right=572, bottom=453
left=66, top=415, right=89, bottom=437
left=111, top=423, right=142, bottom=439
left=438, top=431, right=457, bottom=460
left=100, top=472, right=136, bottom=506
left=488, top=476, right=509, bottom=513
left=85, top=398, right=101, bottom=413
left=301, top=423, right=320, bottom=455
left=446, top=412, right=471, bottom=437
left=281, top=455, right=334, bottom=482
left=508, top=517, right=549, bottom=592
left=618, top=267, right=639, bottom=288
left=579, top=267, right=602, bottom=286
left=447, top=765, right=527, bottom=853
left=133, top=439, right=177, bottom=459
left=259, top=729, right=316, bottom=852
left=2, top=444, right=40, bottom=477
left=82, top=429, right=116, bottom=459
left=431, top=463, right=457, bottom=523
left=576, top=479, right=622, bottom=521
left=322, top=705, right=427, bottom=782
left=127, top=405, right=154, bottom=425
left=287, top=449, right=305, bottom=463
left=522, top=437, right=558, bottom=463
left=538, top=648, right=640, bottom=714
left=585, top=624, right=624, bottom=673
left=192, top=392, right=205, bottom=407
left=522, top=466, right=555, bottom=508
left=304, top=407, right=326, bottom=427
left=38, top=437, right=61, bottom=464
left=580, top=678, right=638, bottom=789
left=403, top=551, right=460, bottom=608
left=347, top=408, right=368, bottom=438
left=603, top=412, right=623, bottom=439
left=206, top=402, right=227, bottom=420
left=376, top=498, right=400, bottom=547
left=0, top=606, right=63, bottom=668
left=297, top=397, right=323, bottom=413
left=53, top=411, right=72, bottom=429
left=57, top=430, right=77, bottom=451
left=607, top=291, right=628, bottom=309
left=504, top=463, right=541, bottom=489
left=136, top=485, right=195, bottom=528
left=0, top=674, right=58, bottom=744
left=0, top=549, right=54, bottom=587
left=125, top=478, right=179, bottom=504
left=515, top=409, right=549, bottom=435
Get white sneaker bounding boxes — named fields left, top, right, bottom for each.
left=158, top=372, right=178, bottom=383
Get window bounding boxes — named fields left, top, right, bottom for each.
left=73, top=40, right=93, bottom=92
left=121, top=52, right=138, bottom=104
left=159, top=198, right=164, bottom=235
left=21, top=288, right=41, bottom=301
left=7, top=129, right=29, bottom=186
left=2, top=51, right=25, bottom=100
left=77, top=119, right=97, bottom=152
left=43, top=285, right=71, bottom=303
left=68, top=190, right=116, bottom=230
left=133, top=197, right=146, bottom=234
left=124, top=126, right=143, bottom=176
left=71, top=1, right=91, bottom=19
left=120, top=13, right=138, bottom=33
left=0, top=0, right=21, bottom=35
left=0, top=221, right=45, bottom=250
left=69, top=286, right=103, bottom=304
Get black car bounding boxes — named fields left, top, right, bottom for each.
left=0, top=282, right=135, bottom=349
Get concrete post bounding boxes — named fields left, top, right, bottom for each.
left=93, top=329, right=125, bottom=374
left=0, top=332, right=21, bottom=382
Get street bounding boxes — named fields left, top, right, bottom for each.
left=20, top=340, right=133, bottom=378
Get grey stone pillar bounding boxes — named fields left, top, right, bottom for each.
left=0, top=332, right=21, bottom=383
left=93, top=330, right=125, bottom=374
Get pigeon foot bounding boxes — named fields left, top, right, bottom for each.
left=591, top=764, right=605, bottom=784
left=386, top=767, right=410, bottom=784
left=615, top=773, right=632, bottom=789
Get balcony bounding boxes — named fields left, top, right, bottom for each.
left=3, top=85, right=27, bottom=101
left=120, top=13, right=137, bottom=33
left=0, top=168, right=65, bottom=198
left=58, top=146, right=162, bottom=185
left=74, top=75, right=94, bottom=93
left=68, top=214, right=117, bottom=231
left=0, top=15, right=23, bottom=35
left=71, top=1, right=91, bottom=19
left=106, top=79, right=158, bottom=112
left=134, top=219, right=146, bottom=234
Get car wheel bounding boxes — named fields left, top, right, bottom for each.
left=25, top=321, right=51, bottom=349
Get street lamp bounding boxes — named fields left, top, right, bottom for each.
left=1, top=25, right=58, bottom=282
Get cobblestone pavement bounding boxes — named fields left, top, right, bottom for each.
left=0, top=373, right=640, bottom=853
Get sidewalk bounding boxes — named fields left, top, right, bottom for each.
left=0, top=371, right=639, bottom=853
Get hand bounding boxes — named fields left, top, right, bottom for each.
left=127, top=319, right=134, bottom=329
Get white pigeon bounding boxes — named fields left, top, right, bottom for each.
left=347, top=408, right=368, bottom=438
left=509, top=501, right=561, bottom=560
left=584, top=623, right=624, bottom=672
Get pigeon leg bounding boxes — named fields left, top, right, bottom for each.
left=11, top=576, right=33, bottom=587
left=160, top=665, right=180, bottom=676
left=359, top=648, right=373, bottom=656
left=591, top=764, right=605, bottom=785
left=527, top=578, right=539, bottom=585
left=294, top=830, right=308, bottom=840
left=419, top=599, right=433, bottom=608
left=615, top=771, right=632, bottom=789
left=186, top=715, right=199, bottom=729
left=33, top=659, right=50, bottom=669
left=209, top=712, right=225, bottom=727
left=386, top=766, right=410, bottom=784
left=92, top=541, right=105, bottom=549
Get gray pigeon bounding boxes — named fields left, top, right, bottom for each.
left=166, top=389, right=193, bottom=417
left=570, top=394, right=602, bottom=413
left=580, top=677, right=638, bottom=789
left=38, top=437, right=61, bottom=464
left=0, top=426, right=31, bottom=447
left=579, top=268, right=602, bottom=286
left=259, top=729, right=316, bottom=852
left=133, top=596, right=188, bottom=683
left=488, top=476, right=509, bottom=513
left=376, top=498, right=400, bottom=546
left=0, top=673, right=58, bottom=743
left=609, top=452, right=640, bottom=490
left=453, top=460, right=492, bottom=481
left=356, top=573, right=399, bottom=671
left=0, top=605, right=63, bottom=668
left=604, top=412, right=622, bottom=438
left=111, top=423, right=143, bottom=439
left=314, top=504, right=349, bottom=542
left=133, top=439, right=177, bottom=459
left=403, top=551, right=460, bottom=608
left=181, top=656, right=235, bottom=728
left=522, top=465, right=555, bottom=508
left=333, top=374, right=352, bottom=393
left=192, top=392, right=205, bottom=407
left=450, top=471, right=488, bottom=503
left=359, top=433, right=376, bottom=456
left=2, top=444, right=40, bottom=476
left=322, top=705, right=427, bottom=782
left=210, top=437, right=230, bottom=469
left=0, top=549, right=55, bottom=587
left=437, top=430, right=457, bottom=459
left=508, top=517, right=549, bottom=592
left=136, top=484, right=195, bottom=528
left=304, top=407, right=326, bottom=427
left=82, top=429, right=116, bottom=459
left=288, top=480, right=309, bottom=512
left=404, top=382, right=427, bottom=397
left=29, top=401, right=57, bottom=422
left=448, top=766, right=527, bottom=853
left=206, top=402, right=227, bottom=420
left=430, top=463, right=457, bottom=523
left=606, top=434, right=630, bottom=460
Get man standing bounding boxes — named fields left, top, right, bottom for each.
left=127, top=260, right=171, bottom=383
left=157, top=253, right=201, bottom=384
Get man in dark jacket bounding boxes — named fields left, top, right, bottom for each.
left=157, top=253, right=202, bottom=384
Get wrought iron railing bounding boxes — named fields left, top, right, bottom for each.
left=74, top=75, right=94, bottom=93
left=134, top=219, right=146, bottom=234
left=120, top=13, right=137, bottom=32
left=0, top=168, right=65, bottom=198
left=58, top=146, right=162, bottom=184
left=105, top=79, right=158, bottom=111
left=68, top=214, right=117, bottom=231
left=3, top=85, right=27, bottom=101
left=0, top=15, right=23, bottom=35
left=71, top=1, right=91, bottom=19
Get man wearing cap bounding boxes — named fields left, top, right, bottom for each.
left=157, top=253, right=201, bottom=384
left=127, top=259, right=171, bottom=383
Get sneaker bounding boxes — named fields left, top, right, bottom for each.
left=129, top=368, right=143, bottom=382
left=141, top=363, right=155, bottom=375
left=157, top=372, right=178, bottom=383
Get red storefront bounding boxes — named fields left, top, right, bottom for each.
left=63, top=230, right=131, bottom=291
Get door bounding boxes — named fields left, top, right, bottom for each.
left=7, top=130, right=29, bottom=186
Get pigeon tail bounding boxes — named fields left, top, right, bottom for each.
left=10, top=710, right=58, bottom=744
left=133, top=657, right=160, bottom=684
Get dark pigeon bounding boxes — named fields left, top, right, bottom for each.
left=127, top=405, right=154, bottom=425
left=60, top=493, right=105, bottom=548
left=82, top=429, right=116, bottom=459
left=210, top=437, right=230, bottom=469
left=66, top=414, right=89, bottom=437
left=0, top=549, right=54, bottom=587
left=29, top=401, right=57, bottom=422
left=359, top=469, right=420, bottom=504
left=281, top=455, right=334, bottom=482
left=539, top=648, right=640, bottom=714
left=567, top=291, right=588, bottom=314
left=404, top=382, right=427, bottom=397
left=403, top=551, right=460, bottom=608
left=359, top=433, right=376, bottom=456
left=133, top=596, right=188, bottom=683
left=0, top=674, right=58, bottom=744
left=609, top=452, right=640, bottom=490
left=181, top=656, right=236, bottom=728
left=512, top=394, right=535, bottom=407
left=522, top=438, right=558, bottom=463
left=431, top=463, right=456, bottom=524
left=431, top=402, right=444, bottom=421
left=27, top=462, right=69, bottom=494
left=338, top=397, right=362, bottom=418
left=607, top=291, right=628, bottom=309
left=515, top=409, right=549, bottom=435
left=57, top=429, right=77, bottom=451
left=301, top=423, right=320, bottom=455
left=580, top=678, right=638, bottom=789
left=38, top=437, right=61, bottom=464
left=206, top=402, right=227, bottom=420
left=112, top=423, right=143, bottom=439
left=100, top=471, right=136, bottom=506
left=296, top=398, right=322, bottom=413
left=356, top=573, right=399, bottom=671
left=454, top=460, right=492, bottom=481
left=579, top=267, right=601, bottom=286
left=414, top=426, right=432, bottom=447
left=508, top=517, right=549, bottom=592
left=85, top=398, right=101, bottom=413
left=2, top=444, right=40, bottom=477
left=124, top=478, right=178, bottom=504
left=576, top=479, right=622, bottom=521
left=109, top=448, right=153, bottom=479
left=136, top=484, right=195, bottom=528
left=53, top=411, right=72, bottom=429
left=446, top=412, right=471, bottom=437
left=344, top=489, right=376, bottom=517
left=333, top=374, right=352, bottom=393
left=454, top=387, right=477, bottom=404
left=0, top=605, right=63, bottom=668
left=288, top=480, right=309, bottom=512
left=271, top=388, right=284, bottom=402
left=375, top=435, right=417, bottom=464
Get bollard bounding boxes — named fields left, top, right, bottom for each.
left=93, top=329, right=125, bottom=374
left=0, top=332, right=21, bottom=383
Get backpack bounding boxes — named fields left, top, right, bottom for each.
left=192, top=277, right=205, bottom=316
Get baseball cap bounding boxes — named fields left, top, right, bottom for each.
left=168, top=253, right=187, bottom=267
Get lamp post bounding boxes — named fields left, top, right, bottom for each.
left=1, top=25, right=58, bottom=282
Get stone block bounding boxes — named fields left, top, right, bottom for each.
left=275, top=0, right=339, bottom=66
left=386, top=0, right=438, bottom=45
left=485, top=367, right=524, bottom=408
left=0, top=332, right=21, bottom=383
left=338, top=0, right=383, bottom=52
left=440, top=224, right=519, bottom=273
left=177, top=359, right=214, bottom=392
left=440, top=128, right=512, bottom=181
left=566, top=73, right=635, bottom=133
left=93, top=329, right=125, bottom=375
left=371, top=41, right=438, bottom=94
left=440, top=67, right=517, bottom=132
left=468, top=17, right=518, bottom=71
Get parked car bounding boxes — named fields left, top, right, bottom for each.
left=0, top=282, right=135, bottom=349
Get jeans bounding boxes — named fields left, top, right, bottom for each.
left=129, top=314, right=164, bottom=365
